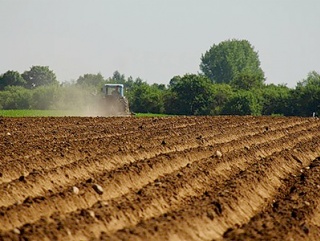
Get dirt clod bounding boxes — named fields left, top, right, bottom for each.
left=216, top=150, right=223, bottom=158
left=92, top=184, right=104, bottom=195
left=72, top=186, right=79, bottom=195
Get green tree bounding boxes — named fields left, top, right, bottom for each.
left=22, top=66, right=58, bottom=89
left=0, top=86, right=32, bottom=109
left=230, top=71, right=264, bottom=90
left=128, top=79, right=165, bottom=113
left=76, top=73, right=105, bottom=87
left=292, top=71, right=320, bottom=116
left=200, top=39, right=265, bottom=84
left=0, top=70, right=26, bottom=90
left=106, top=71, right=136, bottom=96
left=260, top=84, right=291, bottom=115
left=298, top=71, right=320, bottom=87
left=31, top=85, right=60, bottom=109
left=110, top=70, right=126, bottom=84
left=165, top=74, right=214, bottom=115
left=210, top=83, right=233, bottom=115
left=222, top=90, right=263, bottom=116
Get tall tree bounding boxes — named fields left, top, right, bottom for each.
left=76, top=73, right=104, bottom=87
left=200, top=39, right=265, bottom=85
left=0, top=70, right=26, bottom=90
left=110, top=70, right=126, bottom=84
left=22, top=66, right=58, bottom=89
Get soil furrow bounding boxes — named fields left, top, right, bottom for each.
left=0, top=116, right=319, bottom=241
left=1, top=126, right=318, bottom=239
left=222, top=157, right=320, bottom=241
left=0, top=118, right=311, bottom=214
left=97, top=136, right=320, bottom=241
left=65, top=130, right=320, bottom=240
left=0, top=117, right=297, bottom=207
left=0, top=116, right=265, bottom=184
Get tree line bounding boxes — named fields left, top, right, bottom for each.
left=0, top=39, right=319, bottom=116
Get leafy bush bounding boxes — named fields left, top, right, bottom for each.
left=222, top=90, right=263, bottom=116
left=31, top=85, right=60, bottom=109
left=0, top=86, right=32, bottom=109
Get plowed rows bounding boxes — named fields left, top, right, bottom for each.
left=0, top=116, right=319, bottom=241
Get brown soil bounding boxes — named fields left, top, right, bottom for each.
left=0, top=116, right=319, bottom=241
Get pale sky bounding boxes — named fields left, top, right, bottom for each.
left=1, top=0, right=319, bottom=87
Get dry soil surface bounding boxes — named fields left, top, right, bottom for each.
left=0, top=116, right=320, bottom=241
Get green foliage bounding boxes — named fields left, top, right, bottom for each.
left=76, top=73, right=105, bottom=87
left=109, top=70, right=126, bottom=84
left=165, top=74, right=214, bottom=115
left=128, top=80, right=165, bottom=113
left=105, top=71, right=137, bottom=97
left=210, top=83, right=233, bottom=115
left=1, top=64, right=319, bottom=117
left=22, top=66, right=58, bottom=89
left=0, top=86, right=32, bottom=109
left=200, top=39, right=265, bottom=85
left=292, top=71, right=320, bottom=116
left=260, top=84, right=292, bottom=115
left=31, top=85, right=60, bottom=109
left=230, top=71, right=264, bottom=90
left=297, top=71, right=320, bottom=87
left=134, top=113, right=170, bottom=117
left=0, top=70, right=26, bottom=90
left=222, top=90, right=263, bottom=116
left=0, top=109, right=81, bottom=117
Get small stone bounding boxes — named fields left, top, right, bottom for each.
left=72, top=186, right=79, bottom=195
left=216, top=150, right=222, bottom=158
left=304, top=201, right=311, bottom=206
left=305, top=166, right=310, bottom=170
left=88, top=210, right=95, bottom=218
left=13, top=228, right=20, bottom=234
left=92, top=184, right=104, bottom=195
left=7, top=132, right=11, bottom=136
left=97, top=200, right=109, bottom=207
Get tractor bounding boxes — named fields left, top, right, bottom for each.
left=99, top=84, right=131, bottom=116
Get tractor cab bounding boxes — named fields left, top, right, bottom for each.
left=102, top=84, right=124, bottom=97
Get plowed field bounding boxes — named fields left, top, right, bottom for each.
left=1, top=116, right=320, bottom=241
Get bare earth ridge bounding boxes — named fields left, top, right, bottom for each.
left=0, top=116, right=319, bottom=241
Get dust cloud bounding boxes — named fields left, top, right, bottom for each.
left=51, top=85, right=107, bottom=117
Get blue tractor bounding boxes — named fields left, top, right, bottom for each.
left=100, top=84, right=130, bottom=116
